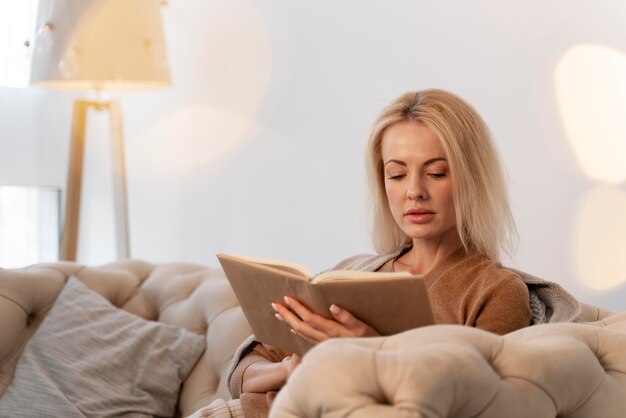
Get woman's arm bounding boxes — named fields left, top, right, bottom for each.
left=229, top=341, right=294, bottom=397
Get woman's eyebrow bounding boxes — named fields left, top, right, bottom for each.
left=422, top=157, right=447, bottom=167
left=384, top=159, right=406, bottom=167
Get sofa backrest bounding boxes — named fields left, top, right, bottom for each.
left=0, top=260, right=252, bottom=417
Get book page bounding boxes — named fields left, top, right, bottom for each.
left=312, top=269, right=415, bottom=283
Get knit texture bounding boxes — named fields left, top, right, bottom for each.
left=332, top=247, right=582, bottom=324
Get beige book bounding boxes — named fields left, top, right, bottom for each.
left=217, top=253, right=434, bottom=355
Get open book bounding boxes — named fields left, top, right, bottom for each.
left=217, top=253, right=434, bottom=355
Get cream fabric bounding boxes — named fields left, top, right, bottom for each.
left=0, top=277, right=206, bottom=417
left=0, top=260, right=252, bottom=417
left=271, top=315, right=626, bottom=418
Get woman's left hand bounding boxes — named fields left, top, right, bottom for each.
left=272, top=296, right=380, bottom=345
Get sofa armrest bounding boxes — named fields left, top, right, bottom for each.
left=271, top=320, right=626, bottom=417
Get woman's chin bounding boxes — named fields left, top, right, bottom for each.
left=402, top=224, right=459, bottom=243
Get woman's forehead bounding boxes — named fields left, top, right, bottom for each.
left=381, top=121, right=446, bottom=162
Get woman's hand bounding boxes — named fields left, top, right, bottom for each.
left=242, top=354, right=301, bottom=393
left=272, top=296, right=380, bottom=345
left=281, top=353, right=302, bottom=376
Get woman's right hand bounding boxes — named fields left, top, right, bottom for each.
left=273, top=297, right=380, bottom=345
left=242, top=354, right=302, bottom=393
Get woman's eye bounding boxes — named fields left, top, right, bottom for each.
left=387, top=174, right=406, bottom=180
left=428, top=173, right=446, bottom=178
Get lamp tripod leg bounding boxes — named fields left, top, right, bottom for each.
left=60, top=100, right=89, bottom=261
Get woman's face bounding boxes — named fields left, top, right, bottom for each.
left=381, top=121, right=458, bottom=243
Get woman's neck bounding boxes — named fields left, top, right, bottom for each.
left=394, top=231, right=463, bottom=276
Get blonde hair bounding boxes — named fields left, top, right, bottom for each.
left=365, top=88, right=517, bottom=260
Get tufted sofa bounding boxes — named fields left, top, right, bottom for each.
left=0, top=260, right=252, bottom=417
left=2, top=260, right=626, bottom=418
left=271, top=308, right=626, bottom=418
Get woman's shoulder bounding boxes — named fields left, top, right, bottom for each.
left=447, top=252, right=524, bottom=286
left=435, top=251, right=582, bottom=324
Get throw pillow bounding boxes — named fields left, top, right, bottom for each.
left=0, top=277, right=205, bottom=417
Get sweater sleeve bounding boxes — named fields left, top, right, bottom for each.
left=475, top=274, right=533, bottom=335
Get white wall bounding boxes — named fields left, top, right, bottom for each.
left=1, top=0, right=625, bottom=310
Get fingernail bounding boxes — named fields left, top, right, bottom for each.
left=271, top=303, right=277, bottom=311
left=290, top=329, right=297, bottom=334
left=284, top=296, right=291, bottom=305
left=275, top=313, right=283, bottom=321
left=330, top=304, right=341, bottom=315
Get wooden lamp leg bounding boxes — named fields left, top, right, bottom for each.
left=60, top=100, right=90, bottom=261
left=60, top=99, right=131, bottom=261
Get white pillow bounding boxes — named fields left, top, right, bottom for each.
left=0, top=277, right=205, bottom=417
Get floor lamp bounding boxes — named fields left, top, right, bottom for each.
left=29, top=0, right=170, bottom=261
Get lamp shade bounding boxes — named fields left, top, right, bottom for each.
left=30, top=0, right=170, bottom=91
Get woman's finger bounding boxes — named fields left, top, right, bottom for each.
left=272, top=302, right=329, bottom=342
left=283, top=297, right=347, bottom=336
left=290, top=328, right=320, bottom=345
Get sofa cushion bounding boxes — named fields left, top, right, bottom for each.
left=0, top=276, right=205, bottom=417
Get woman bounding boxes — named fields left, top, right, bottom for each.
left=226, top=89, right=579, bottom=417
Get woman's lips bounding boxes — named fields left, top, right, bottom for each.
left=405, top=213, right=435, bottom=223
left=404, top=209, right=435, bottom=224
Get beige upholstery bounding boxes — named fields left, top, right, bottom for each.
left=271, top=313, right=626, bottom=417
left=0, top=260, right=252, bottom=417
left=3, top=259, right=624, bottom=418
left=579, top=300, right=614, bottom=322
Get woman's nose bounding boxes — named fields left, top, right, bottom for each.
left=407, top=178, right=427, bottom=201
